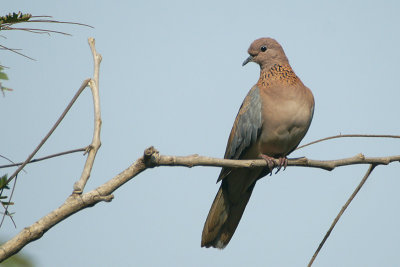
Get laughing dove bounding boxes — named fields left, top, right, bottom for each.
left=201, top=38, right=315, bottom=248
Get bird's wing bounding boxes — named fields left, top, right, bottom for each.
left=217, top=85, right=262, bottom=182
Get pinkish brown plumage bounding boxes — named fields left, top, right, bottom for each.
left=201, top=38, right=314, bottom=248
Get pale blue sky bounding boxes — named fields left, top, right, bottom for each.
left=1, top=1, right=400, bottom=266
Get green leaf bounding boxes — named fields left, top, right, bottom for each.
left=0, top=175, right=9, bottom=189
left=0, top=71, right=8, bottom=80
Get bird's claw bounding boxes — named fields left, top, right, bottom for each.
left=261, top=154, right=288, bottom=174
left=275, top=157, right=288, bottom=174
left=261, top=154, right=275, bottom=171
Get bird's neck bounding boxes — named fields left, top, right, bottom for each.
left=257, top=64, right=299, bottom=88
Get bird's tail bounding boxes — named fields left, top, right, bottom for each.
left=201, top=181, right=256, bottom=248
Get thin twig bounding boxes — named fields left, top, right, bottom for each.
left=0, top=155, right=27, bottom=173
left=307, top=164, right=376, bottom=267
left=72, top=38, right=102, bottom=194
left=0, top=44, right=35, bottom=60
left=6, top=78, right=90, bottom=185
left=0, top=207, right=16, bottom=228
left=3, top=27, right=72, bottom=36
left=297, top=134, right=400, bottom=151
left=0, top=147, right=87, bottom=169
left=0, top=47, right=22, bottom=50
left=23, top=19, right=93, bottom=28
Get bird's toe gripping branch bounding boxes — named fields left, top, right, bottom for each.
left=261, top=154, right=288, bottom=174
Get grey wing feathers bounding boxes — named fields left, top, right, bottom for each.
left=217, top=86, right=262, bottom=182
left=225, top=86, right=262, bottom=160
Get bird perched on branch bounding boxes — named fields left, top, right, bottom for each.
left=201, top=37, right=315, bottom=248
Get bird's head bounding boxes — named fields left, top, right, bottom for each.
left=242, top=38, right=289, bottom=70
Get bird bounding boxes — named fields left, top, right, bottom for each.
left=201, top=37, right=315, bottom=249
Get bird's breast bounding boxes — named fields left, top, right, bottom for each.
left=258, top=85, right=314, bottom=157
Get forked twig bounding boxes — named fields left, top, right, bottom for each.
left=72, top=37, right=102, bottom=194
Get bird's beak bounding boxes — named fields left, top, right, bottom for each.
left=242, top=55, right=254, bottom=66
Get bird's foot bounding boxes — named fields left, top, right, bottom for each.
left=261, top=154, right=288, bottom=174
left=276, top=156, right=288, bottom=174
left=261, top=154, right=275, bottom=171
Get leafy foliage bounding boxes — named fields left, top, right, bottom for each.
left=0, top=12, right=32, bottom=28
left=0, top=174, right=10, bottom=190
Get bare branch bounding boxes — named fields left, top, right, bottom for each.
left=73, top=38, right=102, bottom=194
left=308, top=164, right=376, bottom=267
left=145, top=148, right=400, bottom=171
left=0, top=147, right=87, bottom=169
left=296, top=134, right=400, bottom=150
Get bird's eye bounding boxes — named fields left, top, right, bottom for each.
left=260, top=46, right=267, bottom=52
